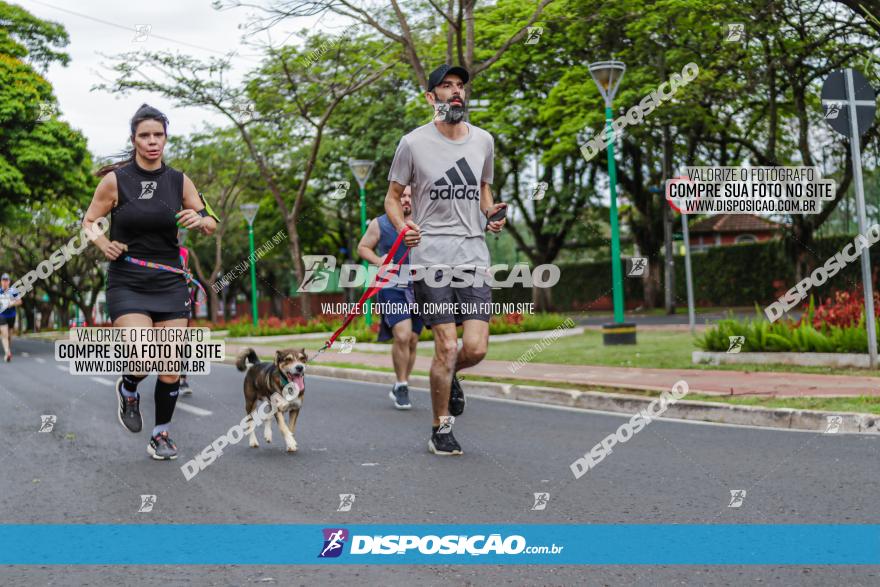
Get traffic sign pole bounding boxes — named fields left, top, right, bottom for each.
left=681, top=214, right=696, bottom=335
left=845, top=68, right=877, bottom=368
left=821, top=68, right=877, bottom=368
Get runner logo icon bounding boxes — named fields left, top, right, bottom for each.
left=430, top=158, right=479, bottom=201
left=39, top=415, right=57, bottom=432
left=138, top=494, right=157, bottom=513
left=139, top=181, right=157, bottom=199
left=531, top=492, right=549, bottom=511
left=319, top=528, right=349, bottom=558
left=298, top=255, right=336, bottom=293
left=337, top=494, right=356, bottom=512
left=437, top=415, right=454, bottom=434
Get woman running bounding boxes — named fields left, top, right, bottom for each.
left=83, top=104, right=218, bottom=460
left=0, top=273, right=22, bottom=362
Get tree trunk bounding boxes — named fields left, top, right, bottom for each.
left=532, top=286, right=553, bottom=313
left=39, top=303, right=52, bottom=329
left=286, top=217, right=311, bottom=319
left=642, top=250, right=662, bottom=309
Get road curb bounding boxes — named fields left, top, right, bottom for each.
left=303, top=364, right=880, bottom=435
left=693, top=350, right=873, bottom=368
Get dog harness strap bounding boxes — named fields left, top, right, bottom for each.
left=320, top=227, right=411, bottom=354
left=123, top=255, right=208, bottom=307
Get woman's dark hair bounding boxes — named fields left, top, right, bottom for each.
left=96, top=104, right=170, bottom=177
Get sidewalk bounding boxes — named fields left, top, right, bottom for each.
left=224, top=343, right=880, bottom=398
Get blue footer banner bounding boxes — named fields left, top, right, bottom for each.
left=0, top=524, right=877, bottom=565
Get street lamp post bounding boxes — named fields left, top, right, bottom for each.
left=349, top=159, right=375, bottom=326
left=240, top=203, right=260, bottom=327
left=589, top=60, right=636, bottom=345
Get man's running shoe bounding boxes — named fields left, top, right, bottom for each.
left=147, top=431, right=178, bottom=460
left=115, top=377, right=142, bottom=433
left=179, top=378, right=192, bottom=396
left=428, top=424, right=463, bottom=456
left=4, top=352, right=10, bottom=362
left=389, top=384, right=412, bottom=410
left=448, top=375, right=466, bottom=416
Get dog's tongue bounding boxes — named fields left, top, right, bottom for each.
left=290, top=373, right=304, bottom=393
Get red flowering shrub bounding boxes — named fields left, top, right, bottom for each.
left=503, top=312, right=524, bottom=325
left=810, top=289, right=880, bottom=329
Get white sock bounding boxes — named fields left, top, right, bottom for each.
left=394, top=381, right=408, bottom=390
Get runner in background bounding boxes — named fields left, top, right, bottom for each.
left=357, top=185, right=423, bottom=410
left=0, top=273, right=23, bottom=362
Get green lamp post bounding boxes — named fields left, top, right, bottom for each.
left=589, top=60, right=636, bottom=345
left=349, top=159, right=375, bottom=326
left=240, top=203, right=260, bottom=326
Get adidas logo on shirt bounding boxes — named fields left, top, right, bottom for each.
left=429, top=157, right=479, bottom=201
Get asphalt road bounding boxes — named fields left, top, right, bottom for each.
left=1, top=338, right=878, bottom=586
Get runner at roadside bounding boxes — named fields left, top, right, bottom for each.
left=82, top=104, right=218, bottom=460
left=357, top=185, right=423, bottom=410
left=0, top=273, right=22, bottom=362
left=384, top=64, right=506, bottom=455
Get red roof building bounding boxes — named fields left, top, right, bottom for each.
left=688, top=214, right=783, bottom=251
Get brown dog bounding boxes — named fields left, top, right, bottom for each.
left=236, top=347, right=307, bottom=453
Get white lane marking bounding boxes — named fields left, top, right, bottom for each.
left=55, top=365, right=67, bottom=372
left=21, top=352, right=30, bottom=357
left=175, top=403, right=213, bottom=416
left=35, top=358, right=46, bottom=364
left=361, top=463, right=379, bottom=466
left=89, top=376, right=211, bottom=416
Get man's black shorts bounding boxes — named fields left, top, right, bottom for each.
left=412, top=268, right=492, bottom=327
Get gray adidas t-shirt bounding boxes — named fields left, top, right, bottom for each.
left=388, top=121, right=494, bottom=269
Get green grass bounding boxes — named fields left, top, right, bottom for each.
left=243, top=328, right=880, bottom=377
left=314, top=360, right=880, bottom=415
left=416, top=329, right=880, bottom=376
left=572, top=306, right=751, bottom=317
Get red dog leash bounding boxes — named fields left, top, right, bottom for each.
left=312, top=226, right=411, bottom=361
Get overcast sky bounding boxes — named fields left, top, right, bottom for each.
left=17, top=0, right=336, bottom=158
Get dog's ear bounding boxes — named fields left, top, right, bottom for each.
left=275, top=350, right=284, bottom=363
left=300, top=347, right=308, bottom=361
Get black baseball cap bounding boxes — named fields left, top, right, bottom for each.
left=427, top=64, right=470, bottom=91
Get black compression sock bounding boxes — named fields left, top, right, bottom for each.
left=155, top=379, right=180, bottom=426
left=122, top=374, right=147, bottom=393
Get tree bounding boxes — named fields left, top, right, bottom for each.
left=0, top=1, right=93, bottom=222
left=168, top=129, right=259, bottom=319
left=0, top=1, right=97, bottom=325
left=97, top=28, right=396, bottom=317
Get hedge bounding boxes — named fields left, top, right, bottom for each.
left=496, top=234, right=865, bottom=310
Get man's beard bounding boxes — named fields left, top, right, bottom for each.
left=403, top=205, right=411, bottom=216
left=435, top=96, right=466, bottom=124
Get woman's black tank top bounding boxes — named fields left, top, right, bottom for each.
left=107, top=160, right=186, bottom=293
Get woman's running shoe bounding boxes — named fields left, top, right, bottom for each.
left=147, top=431, right=178, bottom=460
left=115, top=377, right=142, bottom=433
